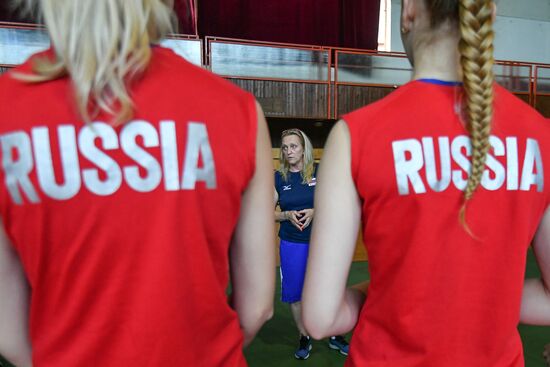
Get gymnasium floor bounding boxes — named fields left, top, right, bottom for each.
left=245, top=250, right=550, bottom=367
left=1, top=251, right=548, bottom=367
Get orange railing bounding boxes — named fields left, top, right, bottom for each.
left=534, top=65, right=550, bottom=117
left=206, top=36, right=332, bottom=119
left=1, top=22, right=549, bottom=117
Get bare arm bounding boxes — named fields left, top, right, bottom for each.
left=274, top=190, right=287, bottom=222
left=302, top=120, right=365, bottom=339
left=520, top=205, right=550, bottom=325
left=0, top=219, right=32, bottom=367
left=230, top=101, right=275, bottom=346
left=274, top=209, right=289, bottom=222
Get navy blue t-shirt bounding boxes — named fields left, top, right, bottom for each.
left=275, top=167, right=317, bottom=243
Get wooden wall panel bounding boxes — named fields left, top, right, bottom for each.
left=353, top=229, right=368, bottom=261
left=227, top=79, right=329, bottom=119
left=337, top=85, right=395, bottom=116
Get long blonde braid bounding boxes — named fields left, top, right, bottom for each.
left=457, top=0, right=495, bottom=228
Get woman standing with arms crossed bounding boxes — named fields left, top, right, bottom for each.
left=303, top=0, right=550, bottom=366
left=0, top=1, right=275, bottom=366
left=274, top=128, right=348, bottom=360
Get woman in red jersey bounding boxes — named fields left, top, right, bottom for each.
left=303, top=0, right=550, bottom=366
left=0, top=1, right=275, bottom=366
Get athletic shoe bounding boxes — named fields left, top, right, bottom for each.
left=328, top=335, right=349, bottom=356
left=294, top=335, right=312, bottom=360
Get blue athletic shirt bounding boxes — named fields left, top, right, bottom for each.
left=275, top=165, right=317, bottom=243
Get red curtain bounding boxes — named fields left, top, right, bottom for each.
left=174, top=0, right=197, bottom=35
left=340, top=0, right=381, bottom=50
left=193, top=0, right=380, bottom=50
left=0, top=1, right=199, bottom=34
left=1, top=0, right=380, bottom=50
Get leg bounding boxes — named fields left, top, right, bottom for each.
left=279, top=240, right=312, bottom=359
left=289, top=301, right=307, bottom=336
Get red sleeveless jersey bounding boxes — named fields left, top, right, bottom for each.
left=344, top=80, right=550, bottom=367
left=0, top=47, right=257, bottom=366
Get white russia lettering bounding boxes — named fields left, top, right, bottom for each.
left=392, top=135, right=544, bottom=195
left=0, top=120, right=217, bottom=205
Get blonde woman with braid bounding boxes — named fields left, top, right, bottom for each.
left=303, top=0, right=550, bottom=366
left=274, top=128, right=349, bottom=359
left=0, top=0, right=275, bottom=366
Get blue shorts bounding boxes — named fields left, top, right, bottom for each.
left=279, top=239, right=310, bottom=303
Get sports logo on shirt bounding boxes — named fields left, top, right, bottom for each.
left=0, top=120, right=218, bottom=205
left=392, top=135, right=543, bottom=195
left=282, top=185, right=292, bottom=191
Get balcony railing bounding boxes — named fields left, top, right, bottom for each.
left=1, top=22, right=549, bottom=118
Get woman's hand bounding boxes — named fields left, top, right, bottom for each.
left=286, top=210, right=304, bottom=231
left=298, top=208, right=314, bottom=230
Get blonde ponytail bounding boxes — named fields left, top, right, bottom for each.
left=14, top=0, right=175, bottom=125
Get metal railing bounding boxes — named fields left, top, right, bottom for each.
left=1, top=22, right=549, bottom=118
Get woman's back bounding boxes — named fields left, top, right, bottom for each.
left=343, top=80, right=550, bottom=367
left=0, top=47, right=258, bottom=366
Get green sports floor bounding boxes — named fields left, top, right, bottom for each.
left=245, top=249, right=550, bottom=367
left=1, top=250, right=549, bottom=367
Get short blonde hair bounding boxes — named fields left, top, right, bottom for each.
left=278, top=128, right=315, bottom=184
left=14, top=0, right=176, bottom=125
